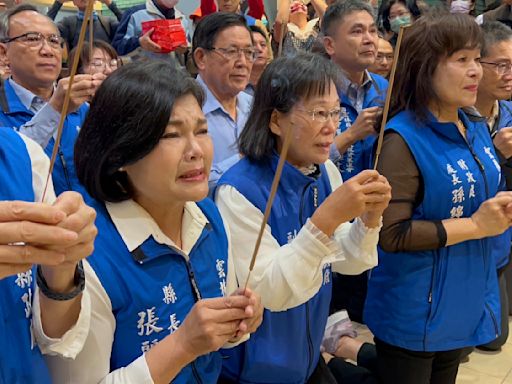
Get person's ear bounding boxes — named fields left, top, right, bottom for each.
left=193, top=48, right=208, bottom=71
left=323, top=35, right=336, bottom=58
left=0, top=43, right=9, bottom=68
left=269, top=109, right=284, bottom=137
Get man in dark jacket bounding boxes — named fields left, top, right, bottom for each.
left=47, top=0, right=123, bottom=50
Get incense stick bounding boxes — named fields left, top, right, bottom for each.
left=373, top=25, right=407, bottom=170
left=41, top=0, right=96, bottom=201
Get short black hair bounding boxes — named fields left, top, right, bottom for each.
left=74, top=61, right=204, bottom=203
left=481, top=21, right=512, bottom=57
left=238, top=52, right=340, bottom=161
left=192, top=12, right=252, bottom=54
left=322, top=0, right=375, bottom=36
left=249, top=25, right=267, bottom=40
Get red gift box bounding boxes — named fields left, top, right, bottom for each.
left=141, top=19, right=187, bottom=53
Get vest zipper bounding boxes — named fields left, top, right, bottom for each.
left=169, top=246, right=202, bottom=301
left=191, top=361, right=203, bottom=384
left=300, top=182, right=317, bottom=378
left=485, top=302, right=499, bottom=338
left=424, top=255, right=437, bottom=350
left=305, top=301, right=314, bottom=378
left=58, top=148, right=72, bottom=191
left=169, top=247, right=204, bottom=384
left=466, top=142, right=490, bottom=199
left=299, top=182, right=314, bottom=225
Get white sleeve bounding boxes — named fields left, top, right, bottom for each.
left=32, top=284, right=91, bottom=359
left=19, top=133, right=56, bottom=204
left=39, top=260, right=156, bottom=383
left=222, top=218, right=250, bottom=348
left=98, top=355, right=154, bottom=384
left=324, top=161, right=380, bottom=275
left=216, top=184, right=344, bottom=312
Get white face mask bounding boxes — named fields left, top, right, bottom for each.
left=160, top=0, right=178, bottom=9
left=450, top=0, right=471, bottom=14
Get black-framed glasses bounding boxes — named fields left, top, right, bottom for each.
left=481, top=61, right=512, bottom=75
left=209, top=47, right=256, bottom=62
left=2, top=32, right=64, bottom=49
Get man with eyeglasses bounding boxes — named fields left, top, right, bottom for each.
left=192, top=12, right=254, bottom=188
left=465, top=21, right=512, bottom=354
left=368, top=37, right=393, bottom=79
left=0, top=4, right=104, bottom=196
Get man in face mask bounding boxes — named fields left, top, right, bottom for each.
left=111, top=0, right=192, bottom=63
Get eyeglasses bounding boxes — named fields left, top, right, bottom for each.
left=480, top=61, right=512, bottom=75
left=89, top=58, right=120, bottom=71
left=2, top=32, right=64, bottom=49
left=209, top=47, right=256, bottom=62
left=298, top=107, right=342, bottom=124
left=376, top=53, right=394, bottom=62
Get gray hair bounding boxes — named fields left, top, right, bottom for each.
left=0, top=4, right=44, bottom=41
left=481, top=21, right=512, bottom=57
left=321, top=0, right=375, bottom=36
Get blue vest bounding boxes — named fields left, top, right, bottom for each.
left=334, top=73, right=388, bottom=180
left=464, top=102, right=512, bottom=270
left=365, top=110, right=503, bottom=352
left=0, top=128, right=52, bottom=384
left=86, top=198, right=229, bottom=384
left=217, top=156, right=333, bottom=384
left=488, top=101, right=512, bottom=270
left=496, top=100, right=512, bottom=130
left=0, top=79, right=89, bottom=197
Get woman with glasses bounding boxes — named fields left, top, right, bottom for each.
left=364, top=14, right=512, bottom=384
left=68, top=40, right=120, bottom=78
left=378, top=0, right=421, bottom=46
left=216, top=52, right=391, bottom=384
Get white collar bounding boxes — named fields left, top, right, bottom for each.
left=105, top=199, right=209, bottom=256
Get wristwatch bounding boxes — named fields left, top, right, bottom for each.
left=36, top=261, right=85, bottom=301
